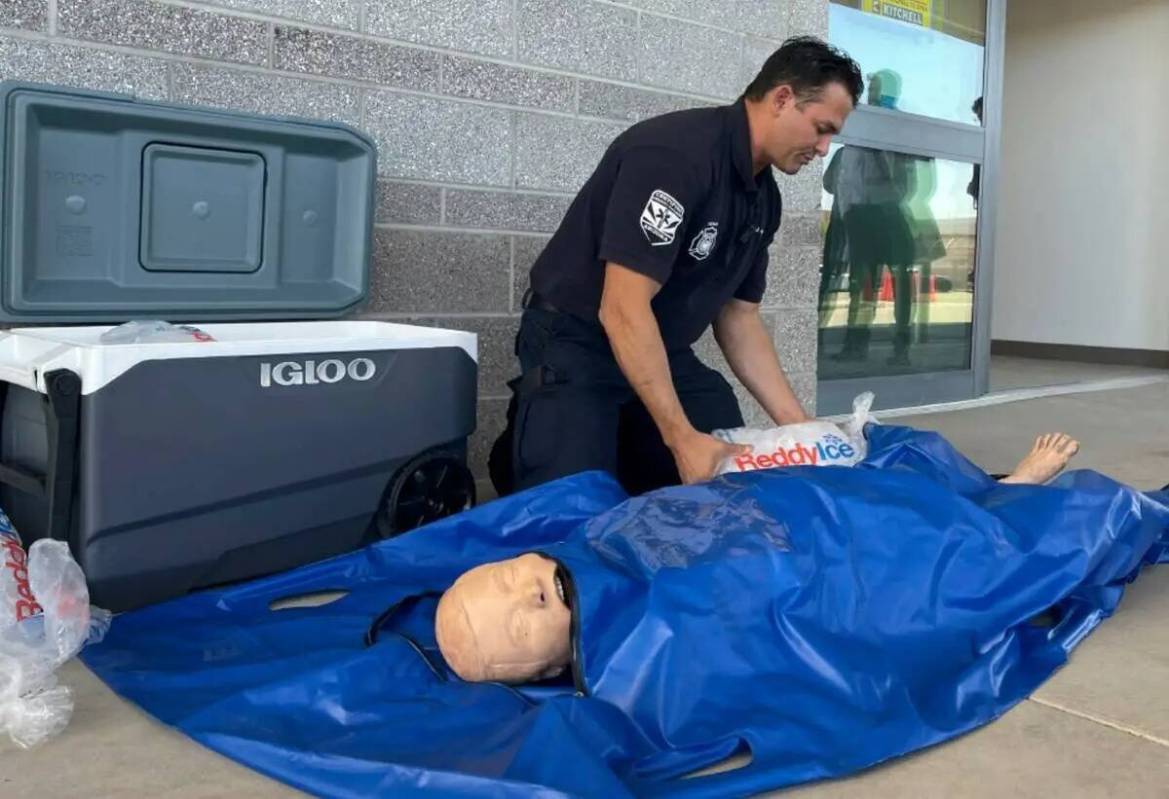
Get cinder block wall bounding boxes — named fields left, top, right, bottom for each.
left=0, top=0, right=828, bottom=491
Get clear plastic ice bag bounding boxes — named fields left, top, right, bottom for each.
left=1, top=521, right=110, bottom=749
left=99, top=320, right=214, bottom=344
left=713, top=392, right=878, bottom=476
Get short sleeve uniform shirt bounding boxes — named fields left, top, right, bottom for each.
left=528, top=99, right=783, bottom=350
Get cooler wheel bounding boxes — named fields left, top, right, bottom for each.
left=377, top=450, right=476, bottom=538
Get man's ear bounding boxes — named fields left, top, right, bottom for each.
left=771, top=84, right=795, bottom=113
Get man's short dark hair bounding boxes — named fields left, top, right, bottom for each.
left=741, top=36, right=863, bottom=107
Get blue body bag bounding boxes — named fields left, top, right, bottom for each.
left=82, top=425, right=1169, bottom=797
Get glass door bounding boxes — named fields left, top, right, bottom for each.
left=816, top=0, right=1006, bottom=414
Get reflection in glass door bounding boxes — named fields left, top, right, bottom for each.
left=828, top=0, right=987, bottom=124
left=818, top=146, right=978, bottom=379
left=816, top=0, right=1003, bottom=414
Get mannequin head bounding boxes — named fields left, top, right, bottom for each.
left=435, top=553, right=572, bottom=684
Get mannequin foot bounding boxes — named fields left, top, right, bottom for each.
left=999, top=433, right=1080, bottom=485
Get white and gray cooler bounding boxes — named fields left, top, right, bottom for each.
left=0, top=82, right=479, bottom=612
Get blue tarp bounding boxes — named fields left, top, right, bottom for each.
left=81, top=425, right=1169, bottom=798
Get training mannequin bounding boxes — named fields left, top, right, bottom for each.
left=436, top=433, right=1081, bottom=683
left=81, top=421, right=1168, bottom=799
left=435, top=552, right=573, bottom=683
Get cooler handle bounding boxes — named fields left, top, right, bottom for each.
left=0, top=369, right=82, bottom=543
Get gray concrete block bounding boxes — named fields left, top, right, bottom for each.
left=733, top=1, right=786, bottom=38
left=445, top=189, right=570, bottom=233
left=365, top=0, right=514, bottom=58
left=466, top=316, right=521, bottom=400
left=194, top=0, right=362, bottom=30
left=58, top=0, right=268, bottom=65
left=442, top=56, right=575, bottom=112
left=365, top=91, right=512, bottom=186
left=781, top=213, right=823, bottom=248
left=763, top=244, right=822, bottom=309
left=366, top=229, right=512, bottom=314
left=626, top=0, right=785, bottom=38
left=693, top=313, right=779, bottom=428
left=470, top=397, right=510, bottom=480
left=787, top=370, right=818, bottom=417
left=774, top=307, right=819, bottom=376
left=638, top=14, right=745, bottom=99
left=476, top=477, right=499, bottom=502
left=726, top=380, right=771, bottom=427
left=273, top=26, right=441, bottom=91
left=393, top=315, right=521, bottom=401
left=775, top=162, right=825, bottom=214
left=375, top=180, right=442, bottom=225
left=517, top=0, right=638, bottom=82
left=170, top=63, right=361, bottom=126
left=691, top=326, right=722, bottom=373
left=515, top=111, right=626, bottom=192
left=692, top=311, right=780, bottom=369
left=578, top=80, right=708, bottom=123
left=512, top=234, right=551, bottom=310
left=0, top=0, right=47, bottom=31
left=740, top=36, right=783, bottom=94
left=0, top=35, right=169, bottom=100
left=787, top=0, right=829, bottom=37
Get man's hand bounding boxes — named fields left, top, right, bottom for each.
left=668, top=429, right=752, bottom=485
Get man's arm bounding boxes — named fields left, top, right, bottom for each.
left=713, top=298, right=810, bottom=426
left=598, top=262, right=747, bottom=484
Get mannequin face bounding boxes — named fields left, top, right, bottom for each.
left=435, top=553, right=572, bottom=684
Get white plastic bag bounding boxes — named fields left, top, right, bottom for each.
left=1, top=510, right=110, bottom=748
left=713, top=392, right=878, bottom=476
left=99, top=320, right=215, bottom=344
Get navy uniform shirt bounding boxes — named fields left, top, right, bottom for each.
left=529, top=99, right=782, bottom=350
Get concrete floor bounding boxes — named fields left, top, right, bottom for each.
left=3, top=380, right=1169, bottom=798
left=988, top=355, right=1168, bottom=393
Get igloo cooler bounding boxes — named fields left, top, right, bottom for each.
left=0, top=82, right=480, bottom=612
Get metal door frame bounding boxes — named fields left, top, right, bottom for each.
left=816, top=0, right=1008, bottom=415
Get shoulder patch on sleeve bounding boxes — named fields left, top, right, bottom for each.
left=639, top=189, right=684, bottom=246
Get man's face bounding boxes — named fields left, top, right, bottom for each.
left=766, top=81, right=854, bottom=175
left=435, top=553, right=572, bottom=683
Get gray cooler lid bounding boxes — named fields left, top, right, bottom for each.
left=0, top=81, right=377, bottom=323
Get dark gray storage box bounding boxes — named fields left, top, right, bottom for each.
left=0, top=83, right=479, bottom=612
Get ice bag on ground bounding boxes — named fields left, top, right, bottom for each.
left=713, top=392, right=877, bottom=476
left=1, top=514, right=111, bottom=748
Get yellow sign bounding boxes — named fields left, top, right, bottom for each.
left=862, top=0, right=931, bottom=28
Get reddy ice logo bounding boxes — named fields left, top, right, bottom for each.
left=733, top=433, right=857, bottom=471
left=1, top=512, right=41, bottom=622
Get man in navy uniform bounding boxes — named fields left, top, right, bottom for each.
left=489, top=37, right=862, bottom=497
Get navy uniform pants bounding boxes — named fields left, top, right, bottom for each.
left=488, top=300, right=744, bottom=497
